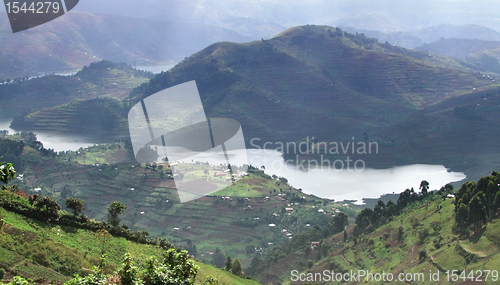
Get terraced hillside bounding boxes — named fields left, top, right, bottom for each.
left=6, top=140, right=361, bottom=268
left=130, top=25, right=497, bottom=144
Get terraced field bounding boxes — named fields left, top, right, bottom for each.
left=12, top=143, right=359, bottom=267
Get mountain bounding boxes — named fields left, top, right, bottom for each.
left=9, top=26, right=500, bottom=178
left=73, top=0, right=500, bottom=38
left=127, top=25, right=499, bottom=174
left=0, top=11, right=250, bottom=79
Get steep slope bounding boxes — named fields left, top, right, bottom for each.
left=0, top=206, right=260, bottom=284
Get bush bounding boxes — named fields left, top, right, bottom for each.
left=0, top=268, right=5, bottom=279
left=419, top=249, right=427, bottom=261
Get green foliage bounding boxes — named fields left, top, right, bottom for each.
left=225, top=256, right=232, bottom=271
left=231, top=258, right=243, bottom=276
left=211, top=248, right=225, bottom=269
left=107, top=201, right=127, bottom=227
left=65, top=198, right=85, bottom=216
left=454, top=171, right=500, bottom=233
left=0, top=160, right=16, bottom=184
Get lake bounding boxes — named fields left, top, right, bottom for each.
left=246, top=149, right=466, bottom=204
left=0, top=120, right=466, bottom=203
left=134, top=64, right=176, bottom=74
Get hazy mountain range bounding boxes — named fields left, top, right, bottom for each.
left=0, top=11, right=249, bottom=79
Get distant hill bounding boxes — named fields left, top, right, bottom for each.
left=0, top=11, right=250, bottom=79
left=416, top=38, right=500, bottom=59
left=342, top=24, right=500, bottom=49
left=0, top=61, right=152, bottom=120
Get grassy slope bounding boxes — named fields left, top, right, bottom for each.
left=0, top=208, right=260, bottom=284
left=260, top=194, right=500, bottom=285
left=10, top=143, right=359, bottom=269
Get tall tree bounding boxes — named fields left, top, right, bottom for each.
left=225, top=256, right=232, bottom=271
left=231, top=258, right=243, bottom=276
left=469, top=195, right=487, bottom=232
left=211, top=248, right=225, bottom=269
left=108, top=201, right=127, bottom=227
left=420, top=180, right=429, bottom=195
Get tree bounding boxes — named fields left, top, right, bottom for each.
left=35, top=196, right=61, bottom=220
left=65, top=198, right=85, bottom=216
left=108, top=201, right=127, bottom=227
left=96, top=229, right=112, bottom=255
left=420, top=180, right=429, bottom=195
left=343, top=230, right=348, bottom=242
left=231, top=258, right=243, bottom=276
left=469, top=194, right=487, bottom=232
left=330, top=212, right=348, bottom=234
left=211, top=248, right=225, bottom=268
left=494, top=192, right=500, bottom=214
left=225, top=256, right=232, bottom=271
left=118, top=253, right=138, bottom=285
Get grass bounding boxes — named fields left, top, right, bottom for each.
left=0, top=207, right=261, bottom=284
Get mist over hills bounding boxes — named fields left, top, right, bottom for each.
left=70, top=0, right=500, bottom=37
left=0, top=11, right=250, bottom=79
left=342, top=24, right=500, bottom=49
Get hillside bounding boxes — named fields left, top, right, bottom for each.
left=127, top=25, right=499, bottom=176
left=0, top=11, right=250, bottom=80
left=0, top=61, right=152, bottom=121
left=0, top=137, right=360, bottom=270
left=0, top=201, right=260, bottom=284
left=253, top=171, right=500, bottom=285
left=11, top=26, right=500, bottom=178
